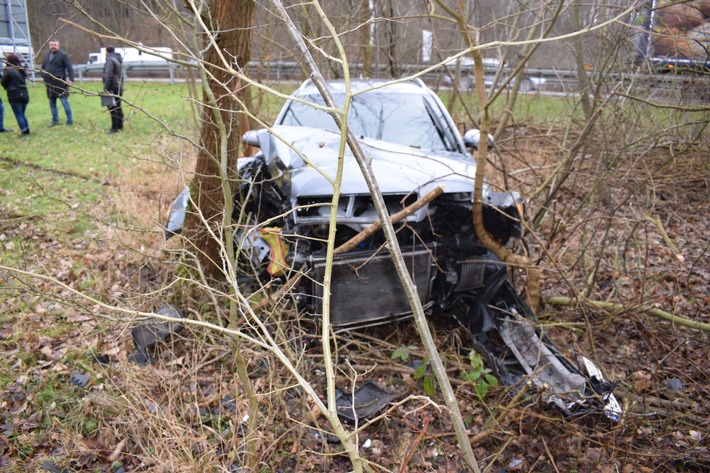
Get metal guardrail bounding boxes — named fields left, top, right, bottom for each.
left=74, top=61, right=186, bottom=84
left=243, top=60, right=579, bottom=85
left=74, top=59, right=578, bottom=87
left=73, top=59, right=707, bottom=100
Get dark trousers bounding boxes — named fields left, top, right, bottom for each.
left=107, top=88, right=123, bottom=131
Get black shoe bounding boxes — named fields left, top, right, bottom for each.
left=66, top=122, right=73, bottom=126
left=48, top=123, right=59, bottom=128
left=107, top=129, right=119, bottom=134
left=0, top=128, right=9, bottom=133
left=21, top=129, right=30, bottom=137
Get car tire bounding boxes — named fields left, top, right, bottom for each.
left=518, top=78, right=532, bottom=92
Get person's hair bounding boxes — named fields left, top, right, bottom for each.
left=5, top=53, right=27, bottom=78
left=106, top=46, right=115, bottom=53
left=49, top=39, right=59, bottom=44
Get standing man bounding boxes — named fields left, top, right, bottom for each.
left=41, top=39, right=74, bottom=126
left=103, top=46, right=124, bottom=134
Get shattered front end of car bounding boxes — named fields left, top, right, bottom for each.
left=237, top=125, right=523, bottom=325
left=166, top=79, right=621, bottom=421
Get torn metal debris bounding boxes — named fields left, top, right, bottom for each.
left=69, top=373, right=90, bottom=388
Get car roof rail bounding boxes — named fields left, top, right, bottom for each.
left=296, top=78, right=314, bottom=91
left=411, top=77, right=427, bottom=88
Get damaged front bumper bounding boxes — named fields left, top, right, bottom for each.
left=166, top=170, right=622, bottom=420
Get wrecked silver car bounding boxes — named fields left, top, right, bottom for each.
left=167, top=79, right=620, bottom=420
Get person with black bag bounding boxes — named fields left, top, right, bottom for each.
left=41, top=39, right=74, bottom=127
left=102, top=46, right=124, bottom=134
left=1, top=54, right=30, bottom=137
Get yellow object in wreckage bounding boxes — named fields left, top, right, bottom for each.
left=259, top=227, right=289, bottom=276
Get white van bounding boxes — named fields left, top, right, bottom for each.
left=87, top=47, right=173, bottom=65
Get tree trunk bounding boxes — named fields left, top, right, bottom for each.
left=384, top=0, right=400, bottom=78
left=184, top=0, right=256, bottom=278
left=361, top=0, right=373, bottom=77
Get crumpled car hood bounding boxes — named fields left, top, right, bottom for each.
left=247, top=125, right=486, bottom=198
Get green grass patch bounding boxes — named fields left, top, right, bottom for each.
left=1, top=81, right=196, bottom=174
left=0, top=82, right=201, bottom=258
left=438, top=89, right=580, bottom=128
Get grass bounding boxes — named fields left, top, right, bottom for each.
left=436, top=88, right=579, bottom=129
left=0, top=79, right=296, bottom=227
left=1, top=82, right=197, bottom=465
left=2, top=81, right=193, bottom=166
left=0, top=81, right=199, bottom=252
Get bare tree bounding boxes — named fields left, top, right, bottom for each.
left=360, top=0, right=373, bottom=77
left=183, top=0, right=256, bottom=277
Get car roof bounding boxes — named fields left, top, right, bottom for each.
left=292, top=78, right=433, bottom=96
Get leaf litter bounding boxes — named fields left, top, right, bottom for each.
left=0, top=128, right=708, bottom=472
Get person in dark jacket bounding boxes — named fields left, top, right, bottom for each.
left=41, top=39, right=74, bottom=126
left=102, top=46, right=124, bottom=134
left=1, top=54, right=30, bottom=137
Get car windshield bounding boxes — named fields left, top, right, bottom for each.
left=279, top=91, right=455, bottom=152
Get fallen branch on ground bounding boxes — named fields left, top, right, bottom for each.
left=545, top=296, right=710, bottom=333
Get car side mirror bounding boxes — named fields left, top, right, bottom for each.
left=463, top=129, right=494, bottom=150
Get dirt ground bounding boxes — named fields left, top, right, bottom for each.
left=1, top=124, right=708, bottom=472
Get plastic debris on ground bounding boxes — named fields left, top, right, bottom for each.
left=335, top=382, right=399, bottom=422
